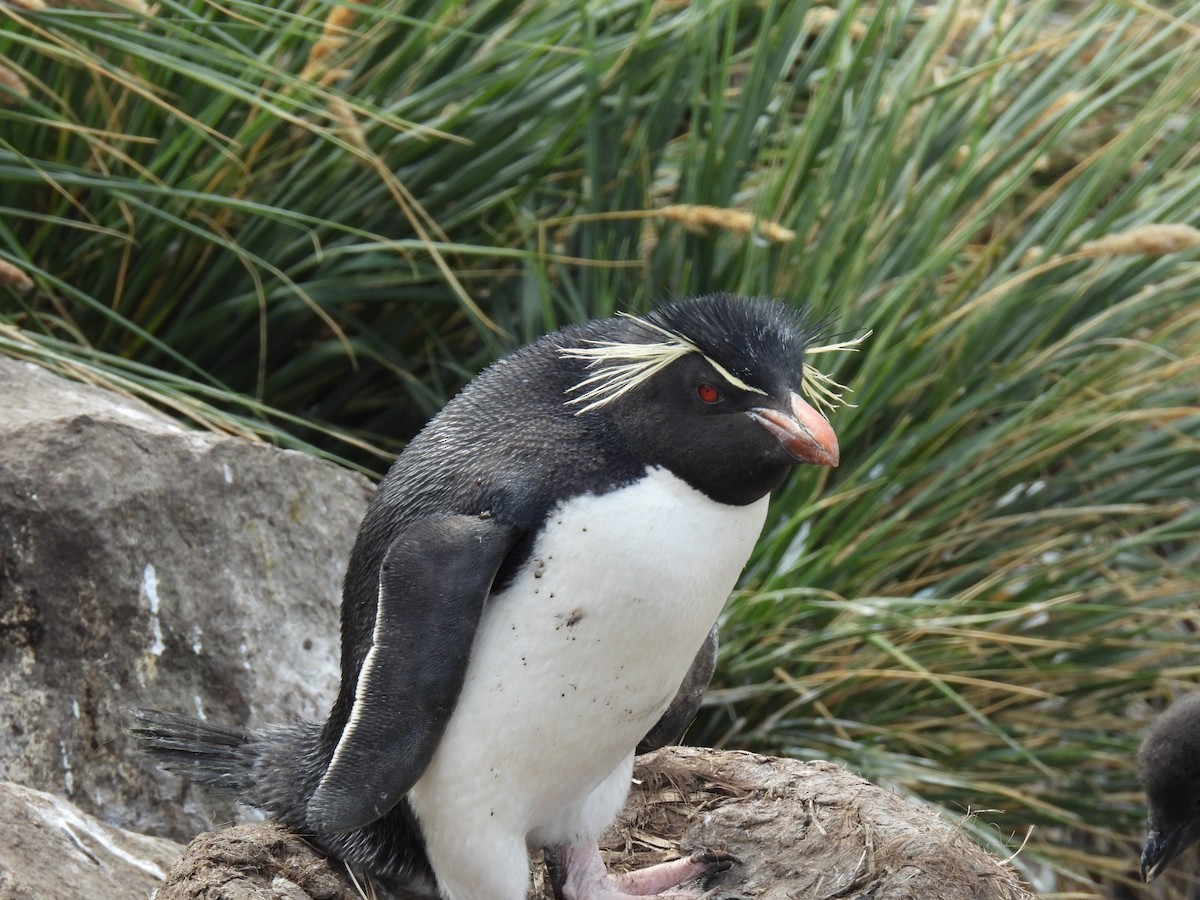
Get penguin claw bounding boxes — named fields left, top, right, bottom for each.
left=689, top=849, right=738, bottom=874
left=548, top=842, right=737, bottom=900
left=545, top=847, right=569, bottom=900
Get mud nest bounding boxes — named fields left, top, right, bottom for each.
left=153, top=747, right=1035, bottom=900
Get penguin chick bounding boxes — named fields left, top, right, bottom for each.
left=133, top=293, right=846, bottom=900
left=1139, top=692, right=1200, bottom=882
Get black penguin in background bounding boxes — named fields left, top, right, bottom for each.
left=1139, top=692, right=1200, bottom=882
left=134, top=294, right=845, bottom=900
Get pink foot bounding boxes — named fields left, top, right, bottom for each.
left=548, top=842, right=734, bottom=900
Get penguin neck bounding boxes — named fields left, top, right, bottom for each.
left=608, top=415, right=792, bottom=507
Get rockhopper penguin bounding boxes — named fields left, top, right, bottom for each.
left=1138, top=692, right=1200, bottom=881
left=133, top=294, right=849, bottom=900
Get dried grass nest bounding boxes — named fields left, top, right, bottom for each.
left=153, top=746, right=1035, bottom=900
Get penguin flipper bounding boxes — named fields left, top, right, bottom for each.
left=307, top=514, right=520, bottom=833
left=636, top=623, right=718, bottom=754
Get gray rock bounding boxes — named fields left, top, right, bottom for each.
left=0, top=358, right=374, bottom=841
left=0, top=360, right=1037, bottom=900
left=0, top=780, right=182, bottom=900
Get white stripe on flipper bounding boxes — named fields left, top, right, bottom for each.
left=315, top=577, right=390, bottom=798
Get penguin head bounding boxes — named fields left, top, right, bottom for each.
left=562, top=294, right=843, bottom=506
left=1139, top=693, right=1200, bottom=881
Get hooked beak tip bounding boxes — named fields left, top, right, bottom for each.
left=750, top=393, right=840, bottom=467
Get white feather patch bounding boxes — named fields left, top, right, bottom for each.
left=407, top=468, right=769, bottom=900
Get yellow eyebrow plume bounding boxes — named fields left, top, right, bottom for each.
left=801, top=331, right=871, bottom=413
left=559, top=313, right=869, bottom=416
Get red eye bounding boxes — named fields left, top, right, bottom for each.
left=697, top=383, right=720, bottom=404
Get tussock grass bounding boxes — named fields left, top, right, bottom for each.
left=3, top=0, right=1200, bottom=894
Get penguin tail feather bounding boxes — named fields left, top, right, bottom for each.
left=133, top=709, right=433, bottom=886
left=131, top=707, right=325, bottom=826
left=130, top=707, right=258, bottom=797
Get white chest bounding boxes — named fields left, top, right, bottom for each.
left=409, top=468, right=769, bottom=843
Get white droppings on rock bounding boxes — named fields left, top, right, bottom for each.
left=60, top=741, right=73, bottom=794
left=33, top=792, right=169, bottom=881
left=110, top=402, right=179, bottom=431
left=142, top=563, right=166, bottom=656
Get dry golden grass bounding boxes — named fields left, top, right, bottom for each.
left=656, top=204, right=796, bottom=243
left=0, top=260, right=33, bottom=292
left=1078, top=223, right=1200, bottom=258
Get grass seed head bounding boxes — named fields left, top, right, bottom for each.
left=303, top=4, right=358, bottom=84
left=804, top=7, right=869, bottom=40
left=0, top=64, right=30, bottom=103
left=0, top=261, right=34, bottom=292
left=658, top=204, right=795, bottom=243
left=1079, top=224, right=1200, bottom=258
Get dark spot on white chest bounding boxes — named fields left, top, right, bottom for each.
left=553, top=607, right=585, bottom=631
